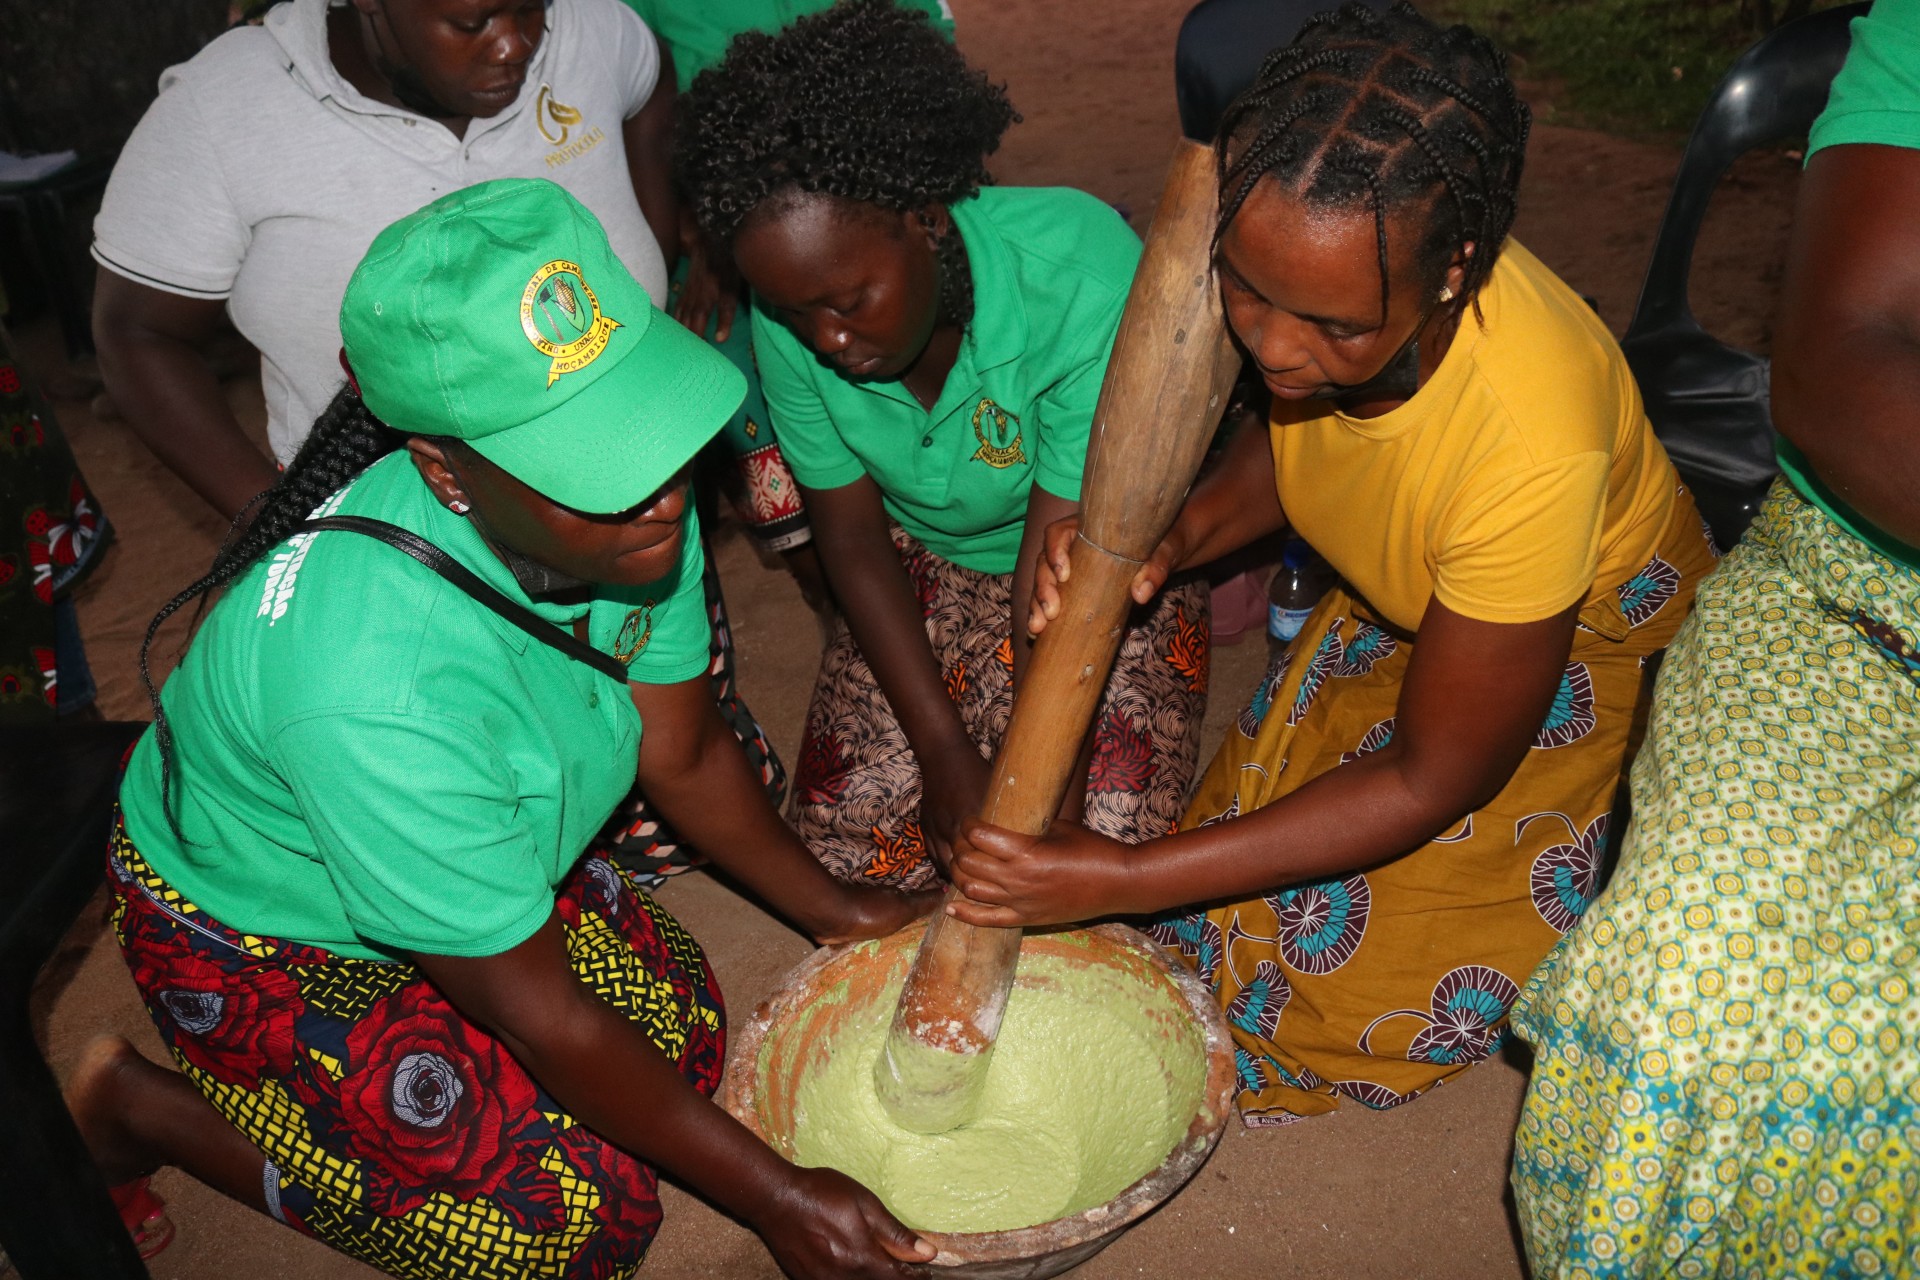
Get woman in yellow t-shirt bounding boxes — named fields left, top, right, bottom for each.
left=947, top=4, right=1718, bottom=1123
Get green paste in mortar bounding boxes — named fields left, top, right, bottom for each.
left=786, top=951, right=1205, bottom=1234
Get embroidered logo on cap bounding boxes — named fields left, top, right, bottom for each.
left=521, top=260, right=621, bottom=387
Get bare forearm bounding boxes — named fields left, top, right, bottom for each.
left=1009, top=529, right=1042, bottom=688
left=820, top=527, right=972, bottom=763
left=636, top=700, right=855, bottom=936
left=1121, top=603, right=1565, bottom=910
left=1163, top=417, right=1287, bottom=573
left=1009, top=487, right=1080, bottom=686
left=623, top=69, right=679, bottom=267
left=1013, top=487, right=1091, bottom=814
left=418, top=921, right=930, bottom=1277
left=484, top=970, right=789, bottom=1221
left=951, top=600, right=1572, bottom=930
left=1123, top=746, right=1473, bottom=912
left=97, top=328, right=277, bottom=520
left=633, top=161, right=679, bottom=271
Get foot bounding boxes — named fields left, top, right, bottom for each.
left=64, top=1036, right=164, bottom=1185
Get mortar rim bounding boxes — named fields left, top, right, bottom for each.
left=718, top=920, right=1238, bottom=1269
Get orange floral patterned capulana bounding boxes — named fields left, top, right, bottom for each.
left=790, top=524, right=1210, bottom=888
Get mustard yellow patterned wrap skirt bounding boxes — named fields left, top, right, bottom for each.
left=1149, top=491, right=1716, bottom=1124
left=1511, top=481, right=1920, bottom=1278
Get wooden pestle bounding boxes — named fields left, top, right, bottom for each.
left=873, top=138, right=1243, bottom=1134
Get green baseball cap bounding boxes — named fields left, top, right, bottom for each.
left=339, top=178, right=744, bottom=514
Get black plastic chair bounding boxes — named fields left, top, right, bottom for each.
left=1174, top=0, right=1390, bottom=142
left=0, top=720, right=150, bottom=1279
left=1621, top=3, right=1864, bottom=552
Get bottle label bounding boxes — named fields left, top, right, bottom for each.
left=1268, top=603, right=1313, bottom=643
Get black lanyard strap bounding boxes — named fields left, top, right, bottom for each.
left=291, top=516, right=630, bottom=685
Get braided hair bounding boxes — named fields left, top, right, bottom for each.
left=140, top=387, right=403, bottom=838
left=1214, top=2, right=1530, bottom=324
left=673, top=0, right=1018, bottom=327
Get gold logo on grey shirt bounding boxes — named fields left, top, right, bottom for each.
left=536, top=84, right=583, bottom=145
left=537, top=84, right=606, bottom=169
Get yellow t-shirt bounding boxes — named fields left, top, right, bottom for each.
left=1271, top=240, right=1679, bottom=633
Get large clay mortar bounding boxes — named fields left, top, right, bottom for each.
left=720, top=921, right=1236, bottom=1279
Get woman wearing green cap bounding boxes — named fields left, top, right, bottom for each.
left=66, top=178, right=935, bottom=1279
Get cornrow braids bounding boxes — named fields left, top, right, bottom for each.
left=1352, top=165, right=1392, bottom=321
left=1214, top=2, right=1531, bottom=324
left=141, top=387, right=403, bottom=839
left=674, top=0, right=1018, bottom=251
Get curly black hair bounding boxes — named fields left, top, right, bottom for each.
left=141, top=387, right=403, bottom=839
left=674, top=0, right=1018, bottom=321
left=1215, top=2, right=1530, bottom=324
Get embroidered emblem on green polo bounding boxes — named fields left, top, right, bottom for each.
left=970, top=398, right=1025, bottom=468
left=614, top=601, right=656, bottom=666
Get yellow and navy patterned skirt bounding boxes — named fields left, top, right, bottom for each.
left=1151, top=490, right=1717, bottom=1124
left=1512, top=481, right=1920, bottom=1278
left=108, top=818, right=724, bottom=1280
left=791, top=524, right=1211, bottom=888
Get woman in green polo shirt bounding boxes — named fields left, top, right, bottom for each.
left=675, top=0, right=1211, bottom=886
left=609, top=0, right=961, bottom=624
left=68, top=180, right=933, bottom=1280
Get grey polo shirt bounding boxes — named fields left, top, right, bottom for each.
left=94, top=0, right=669, bottom=463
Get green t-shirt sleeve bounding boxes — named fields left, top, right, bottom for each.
left=1808, top=0, right=1920, bottom=156
left=1027, top=194, right=1139, bottom=503
left=591, top=504, right=713, bottom=684
left=750, top=298, right=868, bottom=490
left=272, top=710, right=556, bottom=958
left=1031, top=259, right=1135, bottom=503
left=1031, top=330, right=1115, bottom=502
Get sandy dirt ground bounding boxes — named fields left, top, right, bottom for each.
left=19, top=0, right=1804, bottom=1275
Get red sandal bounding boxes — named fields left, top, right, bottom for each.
left=109, top=1178, right=176, bottom=1261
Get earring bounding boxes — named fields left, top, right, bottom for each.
left=449, top=500, right=471, bottom=515
left=1437, top=285, right=1455, bottom=303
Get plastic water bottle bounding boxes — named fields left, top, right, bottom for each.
left=1267, top=537, right=1332, bottom=661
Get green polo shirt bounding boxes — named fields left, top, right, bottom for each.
left=1777, top=0, right=1920, bottom=570
left=118, top=451, right=711, bottom=961
left=751, top=186, right=1141, bottom=574
left=621, top=0, right=955, bottom=91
